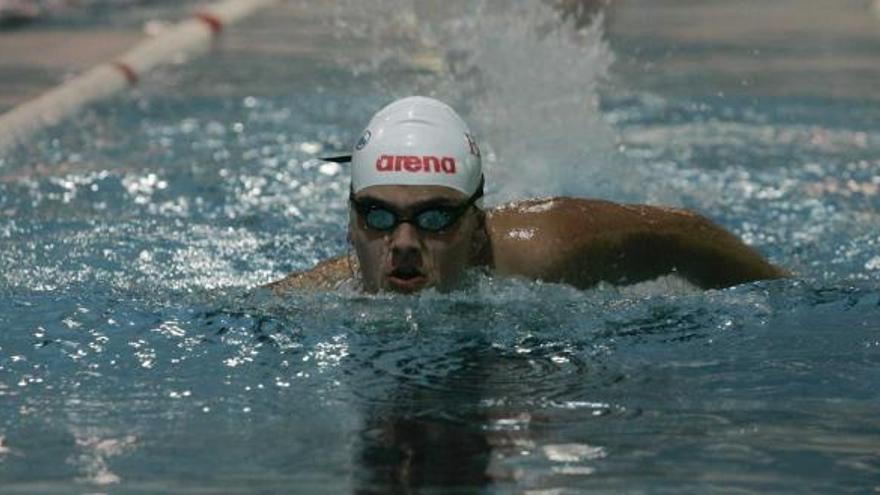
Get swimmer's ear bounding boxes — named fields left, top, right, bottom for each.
left=469, top=210, right=491, bottom=267
left=320, top=155, right=352, bottom=163
left=346, top=213, right=354, bottom=242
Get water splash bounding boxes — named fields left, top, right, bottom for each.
left=332, top=0, right=624, bottom=202
left=436, top=2, right=622, bottom=202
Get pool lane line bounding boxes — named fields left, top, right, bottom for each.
left=0, top=0, right=278, bottom=156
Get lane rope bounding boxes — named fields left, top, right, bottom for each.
left=0, top=0, right=277, bottom=156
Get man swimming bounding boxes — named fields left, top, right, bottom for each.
left=267, top=96, right=786, bottom=294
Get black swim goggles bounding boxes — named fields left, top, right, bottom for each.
left=349, top=178, right=484, bottom=233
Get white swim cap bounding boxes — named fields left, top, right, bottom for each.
left=351, top=96, right=483, bottom=196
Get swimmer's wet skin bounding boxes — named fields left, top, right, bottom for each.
left=266, top=96, right=786, bottom=294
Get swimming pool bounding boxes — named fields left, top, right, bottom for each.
left=1, top=0, right=879, bottom=492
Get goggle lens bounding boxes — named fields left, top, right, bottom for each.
left=364, top=209, right=398, bottom=231
left=415, top=209, right=454, bottom=231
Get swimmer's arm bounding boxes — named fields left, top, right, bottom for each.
left=489, top=199, right=788, bottom=290
left=263, top=255, right=352, bottom=294
left=565, top=203, right=789, bottom=289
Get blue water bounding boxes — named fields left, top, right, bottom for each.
left=1, top=1, right=879, bottom=493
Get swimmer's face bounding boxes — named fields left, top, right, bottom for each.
left=348, top=185, right=484, bottom=294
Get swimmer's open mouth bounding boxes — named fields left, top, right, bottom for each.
left=387, top=268, right=428, bottom=292
left=390, top=267, right=423, bottom=279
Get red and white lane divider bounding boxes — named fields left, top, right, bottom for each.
left=0, top=0, right=278, bottom=155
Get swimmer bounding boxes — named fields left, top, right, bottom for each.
left=267, top=96, right=786, bottom=294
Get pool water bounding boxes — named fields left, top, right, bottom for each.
left=1, top=1, right=879, bottom=493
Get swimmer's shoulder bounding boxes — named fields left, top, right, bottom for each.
left=484, top=196, right=787, bottom=289
left=486, top=196, right=739, bottom=250
left=487, top=197, right=639, bottom=230
left=487, top=196, right=698, bottom=228
left=264, top=255, right=352, bottom=294
left=485, top=197, right=619, bottom=281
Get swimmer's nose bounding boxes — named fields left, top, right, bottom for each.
left=389, top=222, right=422, bottom=267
